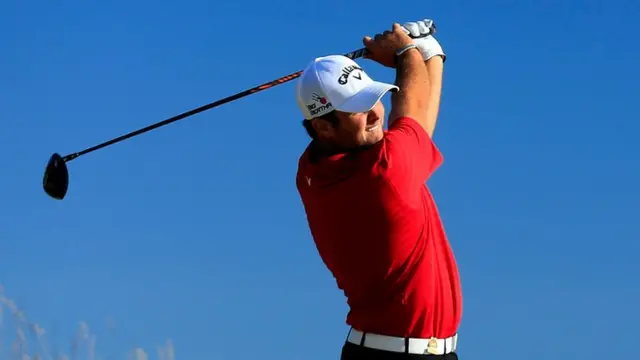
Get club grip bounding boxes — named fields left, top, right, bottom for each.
left=343, top=22, right=436, bottom=60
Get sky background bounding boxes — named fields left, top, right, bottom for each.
left=1, top=0, right=639, bottom=359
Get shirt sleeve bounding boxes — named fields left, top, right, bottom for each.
left=381, top=116, right=443, bottom=202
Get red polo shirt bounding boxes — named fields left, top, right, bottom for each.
left=296, top=116, right=462, bottom=339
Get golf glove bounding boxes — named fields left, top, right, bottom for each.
left=402, top=19, right=446, bottom=62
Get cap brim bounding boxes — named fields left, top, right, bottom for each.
left=337, top=81, right=399, bottom=114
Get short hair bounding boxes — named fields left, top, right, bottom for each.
left=302, top=110, right=341, bottom=139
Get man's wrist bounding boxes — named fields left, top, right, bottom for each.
left=394, top=45, right=423, bottom=66
left=395, top=43, right=418, bottom=57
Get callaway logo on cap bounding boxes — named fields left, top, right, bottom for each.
left=296, top=55, right=399, bottom=120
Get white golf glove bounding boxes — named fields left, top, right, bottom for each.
left=402, top=19, right=446, bottom=62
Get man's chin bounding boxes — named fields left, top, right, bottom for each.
left=366, top=130, right=384, bottom=144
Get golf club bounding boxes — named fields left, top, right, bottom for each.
left=43, top=22, right=436, bottom=200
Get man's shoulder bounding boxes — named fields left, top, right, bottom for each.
left=296, top=152, right=394, bottom=203
left=385, top=116, right=429, bottom=139
left=383, top=115, right=443, bottom=168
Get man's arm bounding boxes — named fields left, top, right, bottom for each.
left=381, top=49, right=445, bottom=196
left=361, top=23, right=445, bottom=195
left=422, top=55, right=444, bottom=137
left=388, top=47, right=431, bottom=130
left=391, top=20, right=446, bottom=137
left=389, top=51, right=444, bottom=138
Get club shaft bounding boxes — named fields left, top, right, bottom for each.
left=60, top=21, right=436, bottom=163
left=62, top=48, right=368, bottom=162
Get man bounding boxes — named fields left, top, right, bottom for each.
left=295, top=19, right=462, bottom=360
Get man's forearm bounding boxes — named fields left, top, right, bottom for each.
left=423, top=55, right=444, bottom=137
left=388, top=48, right=430, bottom=128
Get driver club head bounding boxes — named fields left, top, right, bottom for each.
left=43, top=153, right=69, bottom=200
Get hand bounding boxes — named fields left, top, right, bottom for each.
left=402, top=19, right=446, bottom=62
left=362, top=23, right=416, bottom=68
left=400, top=19, right=435, bottom=38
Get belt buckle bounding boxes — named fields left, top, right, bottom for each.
left=425, top=337, right=438, bottom=355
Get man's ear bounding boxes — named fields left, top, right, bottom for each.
left=311, top=118, right=335, bottom=137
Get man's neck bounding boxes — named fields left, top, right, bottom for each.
left=309, top=140, right=342, bottom=163
left=308, top=140, right=374, bottom=163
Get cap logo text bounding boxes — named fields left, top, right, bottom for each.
left=307, top=93, right=333, bottom=116
left=338, top=65, right=363, bottom=85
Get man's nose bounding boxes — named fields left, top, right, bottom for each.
left=367, top=110, right=379, bottom=124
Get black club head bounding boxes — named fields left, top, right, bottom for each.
left=43, top=153, right=69, bottom=200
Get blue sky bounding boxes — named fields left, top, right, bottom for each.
left=1, top=0, right=639, bottom=359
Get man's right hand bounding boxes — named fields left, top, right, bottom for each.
left=362, top=23, right=417, bottom=68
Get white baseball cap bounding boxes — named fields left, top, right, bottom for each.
left=296, top=55, right=399, bottom=120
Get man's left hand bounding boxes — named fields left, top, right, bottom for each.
left=402, top=19, right=446, bottom=62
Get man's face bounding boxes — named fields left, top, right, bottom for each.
left=315, top=101, right=386, bottom=150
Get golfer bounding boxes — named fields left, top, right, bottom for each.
left=295, top=19, right=462, bottom=359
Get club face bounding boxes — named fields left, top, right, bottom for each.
left=43, top=153, right=69, bottom=200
